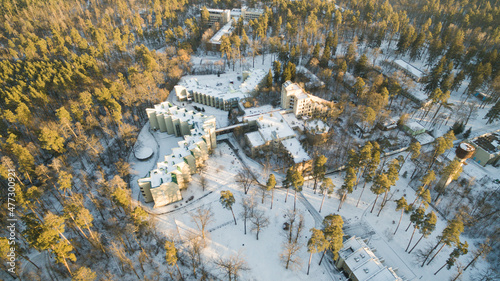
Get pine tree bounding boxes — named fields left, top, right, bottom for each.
left=354, top=54, right=369, bottom=76
left=428, top=131, right=455, bottom=170
left=319, top=178, right=335, bottom=213
left=306, top=228, right=328, bottom=275
left=370, top=173, right=390, bottom=213
left=165, top=241, right=183, bottom=280
left=312, top=155, right=327, bottom=193
left=273, top=61, right=281, bottom=83
left=72, top=266, right=97, bottom=281
left=357, top=144, right=380, bottom=207
left=422, top=217, right=464, bottom=267
left=267, top=69, right=273, bottom=88
left=220, top=190, right=237, bottom=225
left=408, top=211, right=437, bottom=253
left=265, top=174, right=276, bottom=208
left=402, top=142, right=421, bottom=171
left=338, top=166, right=356, bottom=211
left=435, top=159, right=463, bottom=201
left=434, top=242, right=468, bottom=275
left=319, top=214, right=344, bottom=265
left=394, top=197, right=409, bottom=235
left=405, top=207, right=425, bottom=251
left=289, top=169, right=304, bottom=212
left=485, top=99, right=500, bottom=124
left=463, top=239, right=491, bottom=271
left=378, top=159, right=400, bottom=216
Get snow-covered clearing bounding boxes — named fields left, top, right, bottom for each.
left=126, top=49, right=498, bottom=281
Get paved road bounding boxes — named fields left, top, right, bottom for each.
left=297, top=192, right=341, bottom=281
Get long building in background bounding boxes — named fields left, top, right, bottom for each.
left=174, top=68, right=267, bottom=111
left=138, top=102, right=217, bottom=208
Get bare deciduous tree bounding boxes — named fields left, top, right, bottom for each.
left=213, top=252, right=249, bottom=281
left=190, top=206, right=215, bottom=242
left=250, top=210, right=269, bottom=240
left=235, top=168, right=254, bottom=195
left=239, top=196, right=256, bottom=235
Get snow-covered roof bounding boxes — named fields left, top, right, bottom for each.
left=393, top=59, right=424, bottom=79
left=414, top=132, right=435, bottom=145
left=210, top=20, right=234, bottom=44
left=246, top=131, right=266, bottom=147
left=241, top=105, right=276, bottom=117
left=281, top=138, right=311, bottom=163
left=246, top=111, right=296, bottom=142
left=339, top=236, right=402, bottom=281
left=305, top=119, right=329, bottom=134
left=405, top=121, right=425, bottom=132
left=179, top=69, right=266, bottom=103
left=281, top=112, right=304, bottom=130
left=472, top=132, right=500, bottom=154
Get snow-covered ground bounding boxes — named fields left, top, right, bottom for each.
left=129, top=49, right=498, bottom=280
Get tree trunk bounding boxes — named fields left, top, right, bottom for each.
left=230, top=208, right=237, bottom=225
left=406, top=226, right=417, bottom=252
left=338, top=193, right=346, bottom=211
left=408, top=234, right=425, bottom=254
left=20, top=253, right=40, bottom=270
left=176, top=262, right=184, bottom=280
left=319, top=193, right=326, bottom=213
left=421, top=238, right=443, bottom=267
left=426, top=244, right=446, bottom=266
left=370, top=194, right=380, bottom=213
left=405, top=219, right=413, bottom=232
left=307, top=252, right=313, bottom=275
left=394, top=209, right=404, bottom=235
left=463, top=250, right=483, bottom=271
left=431, top=103, right=444, bottom=122
left=243, top=217, right=247, bottom=235
left=294, top=189, right=297, bottom=212
left=319, top=248, right=327, bottom=265
left=270, top=189, right=274, bottom=209
left=356, top=181, right=367, bottom=207
left=434, top=262, right=447, bottom=275
left=377, top=191, right=389, bottom=216
left=285, top=188, right=289, bottom=203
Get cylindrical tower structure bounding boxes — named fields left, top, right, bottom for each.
left=436, top=142, right=476, bottom=190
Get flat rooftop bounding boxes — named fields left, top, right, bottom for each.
left=210, top=20, right=234, bottom=44
left=473, top=132, right=500, bottom=154
left=281, top=138, right=311, bottom=163
left=393, top=59, right=424, bottom=79
left=179, top=68, right=266, bottom=102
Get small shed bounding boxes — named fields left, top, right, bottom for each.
left=403, top=122, right=426, bottom=136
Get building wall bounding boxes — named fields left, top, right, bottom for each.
left=470, top=145, right=496, bottom=166
left=138, top=180, right=154, bottom=203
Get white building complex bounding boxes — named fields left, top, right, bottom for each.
left=205, top=6, right=264, bottom=50
left=174, top=68, right=267, bottom=111
left=336, top=236, right=403, bottom=281
left=206, top=6, right=264, bottom=25
left=138, top=102, right=217, bottom=208
left=281, top=81, right=332, bottom=117
left=243, top=111, right=309, bottom=163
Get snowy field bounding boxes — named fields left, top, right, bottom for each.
left=128, top=50, right=498, bottom=280
left=129, top=123, right=495, bottom=280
